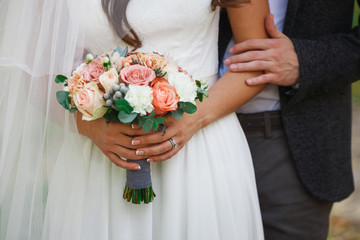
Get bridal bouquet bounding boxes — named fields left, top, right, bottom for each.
left=55, top=46, right=208, bottom=204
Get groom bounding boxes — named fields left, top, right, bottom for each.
left=219, top=0, right=360, bottom=239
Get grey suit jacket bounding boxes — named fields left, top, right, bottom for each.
left=219, top=0, right=360, bottom=202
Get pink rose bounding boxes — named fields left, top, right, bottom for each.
left=120, top=65, right=156, bottom=86
left=82, top=58, right=105, bottom=84
left=73, top=82, right=107, bottom=121
left=151, top=78, right=179, bottom=116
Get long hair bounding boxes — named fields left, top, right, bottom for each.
left=101, top=0, right=250, bottom=49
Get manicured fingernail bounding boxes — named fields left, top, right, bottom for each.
left=132, top=139, right=140, bottom=145
left=136, top=150, right=144, bottom=156
left=229, top=48, right=234, bottom=54
left=246, top=79, right=253, bottom=85
left=224, top=59, right=231, bottom=65
left=135, top=165, right=141, bottom=170
left=131, top=123, right=138, bottom=129
left=147, top=158, right=153, bottom=163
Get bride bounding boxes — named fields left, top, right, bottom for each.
left=0, top=0, right=269, bottom=239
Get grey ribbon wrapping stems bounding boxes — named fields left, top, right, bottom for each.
left=123, top=159, right=156, bottom=204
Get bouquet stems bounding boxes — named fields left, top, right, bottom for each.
left=123, top=159, right=156, bottom=204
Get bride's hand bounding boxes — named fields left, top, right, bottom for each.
left=130, top=112, right=203, bottom=162
left=76, top=113, right=151, bottom=170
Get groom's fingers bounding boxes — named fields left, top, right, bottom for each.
left=229, top=38, right=273, bottom=55
left=229, top=60, right=272, bottom=72
left=246, top=73, right=278, bottom=86
left=224, top=50, right=271, bottom=66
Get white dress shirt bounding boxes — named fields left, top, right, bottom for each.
left=219, top=0, right=288, bottom=113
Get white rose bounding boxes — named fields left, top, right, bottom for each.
left=167, top=72, right=197, bottom=103
left=99, top=68, right=119, bottom=92
left=124, top=85, right=154, bottom=116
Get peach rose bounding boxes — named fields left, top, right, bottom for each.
left=99, top=68, right=119, bottom=92
left=138, top=52, right=168, bottom=70
left=121, top=54, right=139, bottom=67
left=73, top=82, right=107, bottom=121
left=120, top=65, right=156, bottom=86
left=82, top=58, right=105, bottom=84
left=151, top=78, right=179, bottom=116
left=68, top=72, right=85, bottom=94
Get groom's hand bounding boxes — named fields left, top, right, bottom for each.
left=224, top=14, right=300, bottom=87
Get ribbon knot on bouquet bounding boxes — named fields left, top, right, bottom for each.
left=55, top=46, right=208, bottom=204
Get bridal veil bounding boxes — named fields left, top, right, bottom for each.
left=0, top=1, right=128, bottom=238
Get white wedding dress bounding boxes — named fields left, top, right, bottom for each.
left=1, top=0, right=263, bottom=239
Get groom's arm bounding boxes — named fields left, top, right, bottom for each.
left=225, top=2, right=360, bottom=104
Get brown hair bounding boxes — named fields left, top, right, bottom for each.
left=101, top=0, right=249, bottom=48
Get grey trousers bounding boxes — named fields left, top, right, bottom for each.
left=244, top=128, right=333, bottom=240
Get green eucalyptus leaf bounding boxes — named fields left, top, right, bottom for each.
left=171, top=108, right=184, bottom=120
left=179, top=102, right=197, bottom=114
left=138, top=116, right=145, bottom=128
left=69, top=107, right=78, bottom=113
left=148, top=111, right=156, bottom=118
left=56, top=91, right=70, bottom=110
left=118, top=111, right=138, bottom=124
left=196, top=80, right=201, bottom=88
left=55, top=75, right=67, bottom=84
left=115, top=99, right=133, bottom=113
left=156, top=117, right=166, bottom=124
left=143, top=118, right=154, bottom=132
left=113, top=46, right=128, bottom=57
left=152, top=119, right=159, bottom=131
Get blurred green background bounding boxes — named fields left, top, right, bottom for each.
left=329, top=2, right=360, bottom=240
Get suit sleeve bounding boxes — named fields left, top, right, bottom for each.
left=285, top=23, right=360, bottom=104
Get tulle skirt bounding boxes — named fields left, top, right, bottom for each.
left=42, top=113, right=264, bottom=240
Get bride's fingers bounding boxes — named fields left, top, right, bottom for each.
left=106, top=152, right=141, bottom=170
left=131, top=125, right=178, bottom=147
left=112, top=145, right=151, bottom=160
left=135, top=139, right=174, bottom=157
left=147, top=146, right=181, bottom=162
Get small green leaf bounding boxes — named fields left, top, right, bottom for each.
left=148, top=111, right=156, bottom=118
left=69, top=107, right=78, bottom=113
left=103, top=110, right=120, bottom=123
left=55, top=75, right=67, bottom=84
left=118, top=111, right=138, bottom=124
left=179, top=102, right=197, bottom=114
left=115, top=99, right=133, bottom=113
left=196, top=80, right=201, bottom=88
left=56, top=91, right=70, bottom=110
left=152, top=119, right=159, bottom=131
left=156, top=117, right=166, bottom=124
left=171, top=108, right=184, bottom=120
left=143, top=118, right=154, bottom=132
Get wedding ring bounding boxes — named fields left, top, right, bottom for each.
left=168, top=138, right=178, bottom=149
left=119, top=156, right=127, bottom=161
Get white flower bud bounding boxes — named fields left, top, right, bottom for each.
left=86, top=54, right=94, bottom=62
left=103, top=56, right=110, bottom=63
